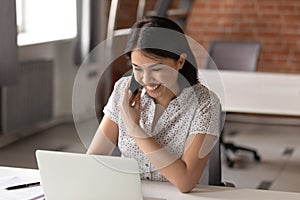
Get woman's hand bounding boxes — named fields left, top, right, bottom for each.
left=119, top=80, right=146, bottom=138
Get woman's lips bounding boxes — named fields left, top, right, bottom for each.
left=145, top=84, right=161, bottom=91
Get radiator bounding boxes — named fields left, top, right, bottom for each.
left=1, top=60, right=53, bottom=134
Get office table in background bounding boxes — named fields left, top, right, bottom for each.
left=1, top=166, right=300, bottom=200
left=200, top=70, right=300, bottom=116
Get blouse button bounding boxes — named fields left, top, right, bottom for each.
left=145, top=163, right=149, bottom=167
left=146, top=177, right=150, bottom=180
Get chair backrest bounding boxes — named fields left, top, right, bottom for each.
left=208, top=102, right=225, bottom=186
left=207, top=138, right=222, bottom=185
left=206, top=41, right=261, bottom=71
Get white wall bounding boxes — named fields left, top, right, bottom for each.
left=16, top=0, right=110, bottom=122
left=18, top=40, right=78, bottom=119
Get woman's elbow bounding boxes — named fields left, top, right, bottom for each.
left=86, top=149, right=95, bottom=155
left=179, top=187, right=192, bottom=193
left=176, top=181, right=197, bottom=193
left=177, top=185, right=194, bottom=193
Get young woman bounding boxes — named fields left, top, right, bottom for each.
left=87, top=16, right=220, bottom=193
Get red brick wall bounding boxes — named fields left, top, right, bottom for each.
left=185, top=0, right=300, bottom=73
left=114, top=0, right=157, bottom=29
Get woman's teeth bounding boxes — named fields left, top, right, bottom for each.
left=145, top=85, right=160, bottom=91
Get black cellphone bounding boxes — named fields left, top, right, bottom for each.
left=129, top=74, right=142, bottom=95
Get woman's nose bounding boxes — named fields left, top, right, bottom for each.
left=141, top=71, right=152, bottom=85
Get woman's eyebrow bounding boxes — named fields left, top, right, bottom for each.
left=131, top=62, right=163, bottom=68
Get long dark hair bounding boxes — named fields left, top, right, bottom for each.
left=125, top=16, right=198, bottom=88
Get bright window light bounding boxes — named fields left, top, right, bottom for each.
left=16, top=0, right=77, bottom=46
left=16, top=0, right=24, bottom=32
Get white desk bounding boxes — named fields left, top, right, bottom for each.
left=1, top=166, right=300, bottom=200
left=200, top=70, right=300, bottom=116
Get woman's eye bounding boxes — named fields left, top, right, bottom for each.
left=152, top=68, right=162, bottom=72
left=133, top=68, right=142, bottom=71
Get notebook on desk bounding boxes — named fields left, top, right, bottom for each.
left=35, top=150, right=164, bottom=200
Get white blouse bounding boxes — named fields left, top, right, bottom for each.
left=103, top=76, right=220, bottom=182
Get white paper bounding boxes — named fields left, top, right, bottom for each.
left=0, top=176, right=44, bottom=200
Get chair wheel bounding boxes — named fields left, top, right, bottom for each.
left=254, top=154, right=261, bottom=162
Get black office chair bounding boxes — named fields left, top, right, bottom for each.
left=205, top=104, right=234, bottom=186
left=206, top=41, right=261, bottom=168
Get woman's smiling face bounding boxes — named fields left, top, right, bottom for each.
left=131, top=50, right=185, bottom=106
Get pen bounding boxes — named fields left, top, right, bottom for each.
left=5, top=181, right=41, bottom=190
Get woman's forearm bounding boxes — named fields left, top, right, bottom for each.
left=87, top=117, right=119, bottom=155
left=132, top=127, right=208, bottom=193
left=87, top=128, right=116, bottom=155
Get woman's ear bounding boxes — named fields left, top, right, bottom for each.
left=177, top=53, right=187, bottom=69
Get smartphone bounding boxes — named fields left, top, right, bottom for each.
left=129, top=74, right=142, bottom=95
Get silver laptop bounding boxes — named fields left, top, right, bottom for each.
left=36, top=150, right=164, bottom=200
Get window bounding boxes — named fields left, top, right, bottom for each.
left=16, top=0, right=77, bottom=46
left=16, top=0, right=25, bottom=33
